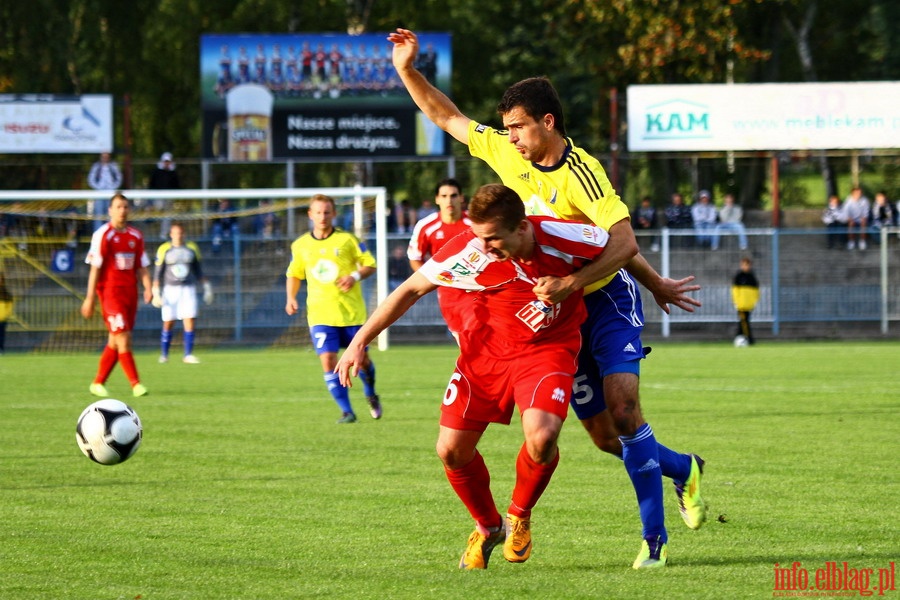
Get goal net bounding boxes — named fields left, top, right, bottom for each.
left=0, top=186, right=411, bottom=353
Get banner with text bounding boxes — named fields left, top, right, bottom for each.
left=200, top=32, right=452, bottom=161
left=627, top=82, right=900, bottom=151
left=0, top=95, right=113, bottom=154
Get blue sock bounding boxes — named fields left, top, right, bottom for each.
left=657, top=443, right=692, bottom=484
left=620, top=423, right=667, bottom=543
left=184, top=331, right=195, bottom=356
left=358, top=361, right=376, bottom=397
left=160, top=330, right=172, bottom=358
left=324, top=372, right=353, bottom=415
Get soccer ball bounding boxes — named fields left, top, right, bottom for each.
left=733, top=335, right=749, bottom=347
left=76, top=399, right=143, bottom=465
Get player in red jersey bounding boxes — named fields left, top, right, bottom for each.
left=407, top=178, right=473, bottom=337
left=80, top=193, right=153, bottom=398
left=337, top=183, right=612, bottom=570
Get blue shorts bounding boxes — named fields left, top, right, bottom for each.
left=309, top=324, right=365, bottom=355
left=570, top=270, right=649, bottom=420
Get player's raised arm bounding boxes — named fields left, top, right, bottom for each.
left=388, top=28, right=472, bottom=145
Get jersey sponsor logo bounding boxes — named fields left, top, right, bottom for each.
left=311, top=258, right=340, bottom=283
left=113, top=252, right=136, bottom=271
left=462, top=251, right=488, bottom=270
left=516, top=299, right=558, bottom=332
left=436, top=270, right=455, bottom=284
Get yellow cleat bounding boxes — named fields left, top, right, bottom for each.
left=632, top=536, right=668, bottom=569
left=503, top=514, right=532, bottom=563
left=676, top=454, right=708, bottom=530
left=459, top=526, right=505, bottom=570
left=89, top=383, right=109, bottom=398
left=132, top=383, right=148, bottom=397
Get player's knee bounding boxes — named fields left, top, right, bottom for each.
left=435, top=440, right=469, bottom=470
left=525, top=429, right=559, bottom=464
left=608, top=398, right=643, bottom=436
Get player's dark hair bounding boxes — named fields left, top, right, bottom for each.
left=434, top=178, right=462, bottom=196
left=497, top=76, right=567, bottom=137
left=468, top=184, right=525, bottom=232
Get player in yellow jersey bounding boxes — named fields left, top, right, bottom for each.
left=285, top=194, right=381, bottom=423
left=389, top=28, right=708, bottom=568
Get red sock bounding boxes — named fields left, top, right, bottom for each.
left=118, top=351, right=140, bottom=386
left=444, top=451, right=501, bottom=530
left=508, top=444, right=560, bottom=519
left=94, top=345, right=118, bottom=384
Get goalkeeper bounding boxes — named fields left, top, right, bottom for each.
left=152, top=222, right=213, bottom=364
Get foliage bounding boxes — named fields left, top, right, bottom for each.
left=0, top=1, right=896, bottom=202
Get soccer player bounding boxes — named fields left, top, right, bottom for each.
left=80, top=193, right=152, bottom=398
left=337, top=183, right=611, bottom=569
left=389, top=28, right=707, bottom=569
left=407, top=178, right=472, bottom=338
left=151, top=222, right=213, bottom=364
left=284, top=194, right=381, bottom=423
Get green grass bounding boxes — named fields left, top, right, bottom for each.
left=1, top=342, right=898, bottom=599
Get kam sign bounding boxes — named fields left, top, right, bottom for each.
left=627, top=82, right=900, bottom=151
left=0, top=95, right=114, bottom=153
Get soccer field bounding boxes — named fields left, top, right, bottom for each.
left=1, top=342, right=897, bottom=600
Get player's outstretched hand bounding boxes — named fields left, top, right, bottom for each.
left=388, top=28, right=419, bottom=70
left=151, top=290, right=163, bottom=308
left=651, top=275, right=702, bottom=314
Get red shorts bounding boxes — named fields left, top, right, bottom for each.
left=439, top=346, right=577, bottom=432
left=98, top=287, right=138, bottom=333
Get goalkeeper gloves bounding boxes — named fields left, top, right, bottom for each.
left=151, top=289, right=163, bottom=308
left=203, top=281, right=214, bottom=305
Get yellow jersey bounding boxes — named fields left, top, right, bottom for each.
left=286, top=228, right=376, bottom=327
left=468, top=120, right=630, bottom=292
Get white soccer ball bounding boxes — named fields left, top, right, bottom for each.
left=733, top=335, right=749, bottom=347
left=76, top=399, right=143, bottom=465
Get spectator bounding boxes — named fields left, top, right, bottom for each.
left=691, top=190, right=718, bottom=249
left=731, top=257, right=759, bottom=346
left=869, top=191, right=896, bottom=238
left=0, top=272, right=13, bottom=354
left=842, top=187, right=870, bottom=250
left=211, top=199, right=238, bottom=252
left=253, top=199, right=279, bottom=239
left=86, top=152, right=123, bottom=231
left=821, top=194, right=847, bottom=249
left=712, top=193, right=748, bottom=251
left=148, top=152, right=182, bottom=239
left=417, top=198, right=438, bottom=221
left=631, top=196, right=659, bottom=252
left=664, top=192, right=693, bottom=247
left=393, top=199, right=416, bottom=234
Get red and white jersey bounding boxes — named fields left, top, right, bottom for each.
left=85, top=223, right=151, bottom=289
left=418, top=216, right=609, bottom=359
left=407, top=212, right=473, bottom=262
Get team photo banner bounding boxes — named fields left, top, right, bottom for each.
left=0, top=95, right=113, bottom=154
left=200, top=32, right=452, bottom=161
left=627, top=82, right=900, bottom=151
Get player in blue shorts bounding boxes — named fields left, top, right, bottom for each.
left=285, top=194, right=382, bottom=423
left=390, top=28, right=708, bottom=569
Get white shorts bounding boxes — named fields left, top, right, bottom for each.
left=161, top=284, right=198, bottom=322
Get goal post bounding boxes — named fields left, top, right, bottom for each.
left=0, top=186, right=393, bottom=352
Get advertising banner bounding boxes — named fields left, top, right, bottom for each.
left=0, top=95, right=114, bottom=153
left=200, top=32, right=452, bottom=161
left=627, top=82, right=900, bottom=151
